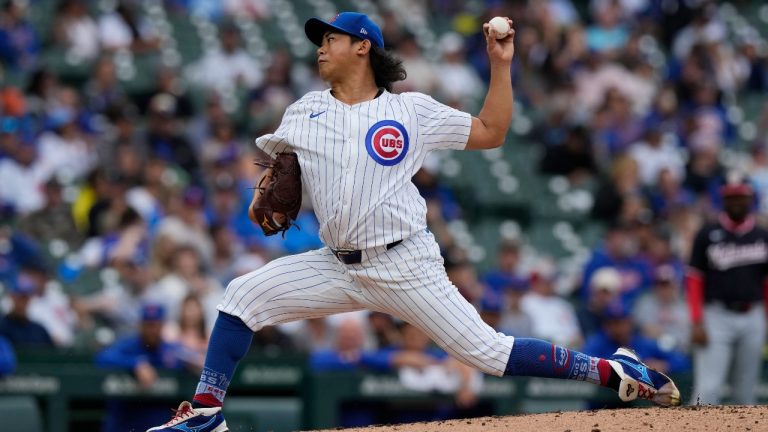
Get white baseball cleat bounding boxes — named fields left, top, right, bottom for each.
left=607, top=347, right=681, bottom=407
left=146, top=401, right=228, bottom=432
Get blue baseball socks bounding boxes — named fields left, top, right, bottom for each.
left=504, top=338, right=618, bottom=389
left=192, top=312, right=253, bottom=408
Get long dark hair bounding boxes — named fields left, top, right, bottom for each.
left=369, top=45, right=407, bottom=92
left=351, top=36, right=407, bottom=92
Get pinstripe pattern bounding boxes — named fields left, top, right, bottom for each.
left=254, top=89, right=471, bottom=250
left=226, top=89, right=515, bottom=375
left=219, top=230, right=515, bottom=376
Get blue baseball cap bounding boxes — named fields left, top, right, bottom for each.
left=9, top=273, right=37, bottom=296
left=601, top=301, right=630, bottom=320
left=305, top=12, right=384, bottom=49
left=141, top=303, right=166, bottom=321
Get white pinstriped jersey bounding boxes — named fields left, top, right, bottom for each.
left=256, top=89, right=471, bottom=250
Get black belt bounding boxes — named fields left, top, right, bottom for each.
left=713, top=300, right=755, bottom=313
left=331, top=240, right=402, bottom=265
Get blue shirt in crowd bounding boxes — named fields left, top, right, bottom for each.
left=95, top=335, right=186, bottom=370
left=0, top=335, right=16, bottom=376
left=582, top=330, right=690, bottom=374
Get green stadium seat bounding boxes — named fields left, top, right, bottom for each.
left=0, top=396, right=44, bottom=432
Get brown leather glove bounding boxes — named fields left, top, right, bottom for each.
left=249, top=152, right=302, bottom=236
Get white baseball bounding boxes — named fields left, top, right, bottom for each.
left=488, top=17, right=510, bottom=39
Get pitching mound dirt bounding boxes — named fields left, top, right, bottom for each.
left=319, top=405, right=768, bottom=432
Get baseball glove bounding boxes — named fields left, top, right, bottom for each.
left=249, top=152, right=302, bottom=236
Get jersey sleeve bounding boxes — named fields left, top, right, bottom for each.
left=408, top=93, right=472, bottom=151
left=688, top=227, right=710, bottom=272
left=254, top=104, right=296, bottom=156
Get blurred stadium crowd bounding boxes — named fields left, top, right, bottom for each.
left=0, top=0, right=767, bottom=409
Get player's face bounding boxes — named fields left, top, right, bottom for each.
left=723, top=194, right=752, bottom=222
left=140, top=320, right=164, bottom=349
left=317, top=31, right=361, bottom=82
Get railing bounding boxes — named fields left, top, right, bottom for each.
left=2, top=352, right=766, bottom=432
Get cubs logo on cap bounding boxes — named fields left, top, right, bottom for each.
left=365, top=120, right=409, bottom=166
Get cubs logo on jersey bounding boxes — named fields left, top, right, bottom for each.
left=365, top=120, right=409, bottom=166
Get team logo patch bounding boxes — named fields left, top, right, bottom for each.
left=552, top=345, right=571, bottom=373
left=365, top=120, right=409, bottom=166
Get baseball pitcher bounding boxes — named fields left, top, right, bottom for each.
left=147, top=13, right=680, bottom=432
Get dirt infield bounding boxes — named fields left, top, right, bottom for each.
left=321, top=405, right=768, bottom=432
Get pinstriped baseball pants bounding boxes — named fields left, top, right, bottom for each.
left=218, top=229, right=515, bottom=376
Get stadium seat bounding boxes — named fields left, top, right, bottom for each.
left=0, top=396, right=44, bottom=432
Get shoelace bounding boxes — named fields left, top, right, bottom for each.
left=164, top=406, right=195, bottom=426
left=637, top=382, right=656, bottom=400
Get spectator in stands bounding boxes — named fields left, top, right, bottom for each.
left=633, top=264, right=691, bottom=353
left=539, top=124, right=598, bottom=184
left=580, top=221, right=653, bottom=306
left=592, top=88, right=645, bottom=158
left=643, top=86, right=684, bottom=141
left=671, top=4, right=726, bottom=61
left=0, top=0, right=39, bottom=72
left=585, top=0, right=628, bottom=57
left=165, top=294, right=208, bottom=368
left=0, top=132, right=45, bottom=214
left=145, top=93, right=202, bottom=183
left=647, top=168, right=696, bottom=219
left=591, top=154, right=642, bottom=223
left=444, top=257, right=485, bottom=305
left=582, top=301, right=690, bottom=374
left=24, top=68, right=59, bottom=120
left=187, top=92, right=229, bottom=151
left=223, top=0, right=269, bottom=21
left=24, top=264, right=78, bottom=348
left=124, top=156, right=170, bottom=232
left=36, top=106, right=95, bottom=182
left=200, top=119, right=241, bottom=169
left=576, top=266, right=622, bottom=338
left=435, top=32, right=483, bottom=110
left=630, top=129, right=685, bottom=188
left=393, top=33, right=439, bottom=94
left=367, top=311, right=401, bottom=350
left=250, top=325, right=295, bottom=354
left=529, top=83, right=577, bottom=147
left=390, top=323, right=482, bottom=411
left=521, top=259, right=583, bottom=348
left=98, top=0, right=159, bottom=53
left=95, top=303, right=192, bottom=432
left=155, top=186, right=214, bottom=263
left=208, top=222, right=242, bottom=286
left=478, top=288, right=504, bottom=331
left=18, top=177, right=82, bottom=249
left=0, top=220, right=46, bottom=291
left=83, top=56, right=128, bottom=115
left=149, top=243, right=222, bottom=326
left=482, top=240, right=527, bottom=295
left=0, top=335, right=15, bottom=375
left=73, top=244, right=153, bottom=338
left=683, top=138, right=724, bottom=197
left=310, top=317, right=381, bottom=371
left=0, top=273, right=54, bottom=348
left=497, top=277, right=531, bottom=337
left=186, top=23, right=262, bottom=94
left=51, top=0, right=99, bottom=61
left=247, top=48, right=297, bottom=136
left=741, top=39, right=768, bottom=92
left=85, top=174, right=131, bottom=239
left=136, top=66, right=194, bottom=119
left=287, top=317, right=335, bottom=353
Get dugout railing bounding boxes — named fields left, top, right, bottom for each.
left=2, top=351, right=766, bottom=432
